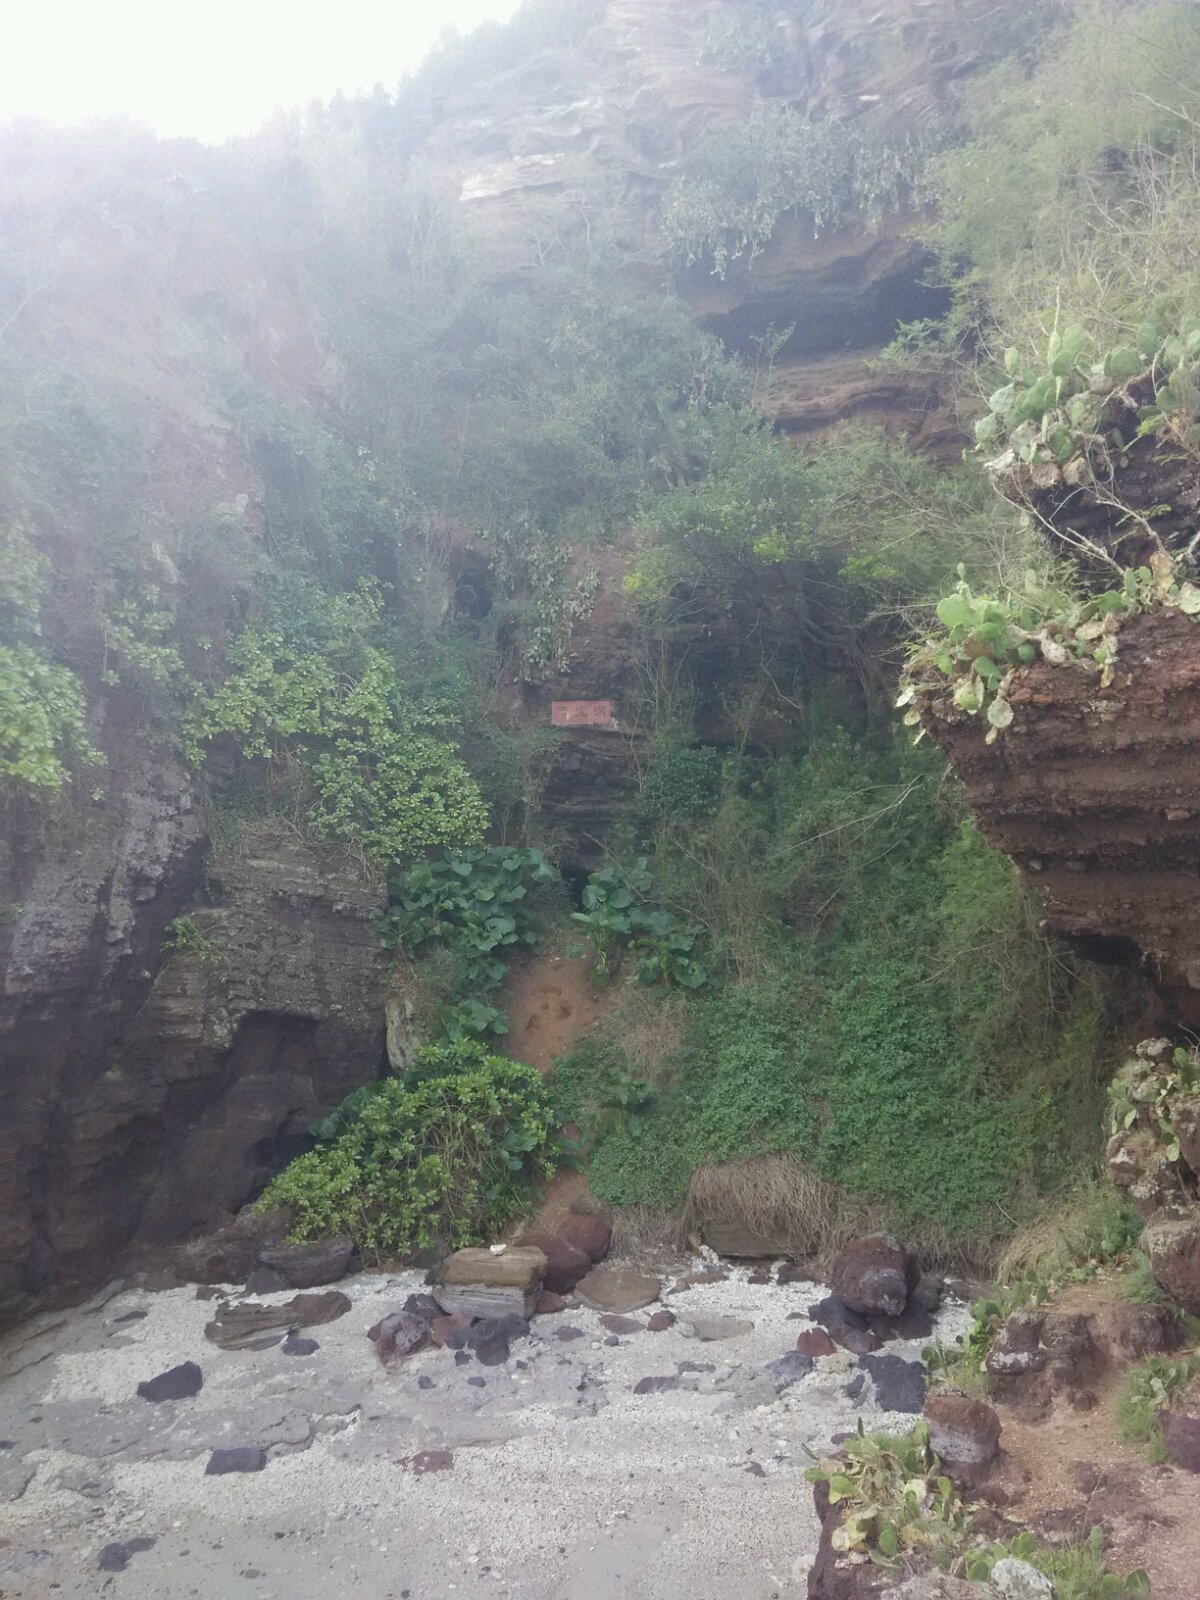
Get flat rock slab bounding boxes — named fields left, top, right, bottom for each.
left=863, top=1353, right=925, bottom=1414
left=686, top=1316, right=754, bottom=1342
left=258, top=1236, right=354, bottom=1289
left=98, top=1538, right=155, bottom=1572
left=434, top=1284, right=541, bottom=1320
left=136, top=1361, right=203, bottom=1402
left=600, top=1314, right=644, bottom=1334
left=204, top=1290, right=351, bottom=1349
left=703, top=1223, right=790, bottom=1259
left=205, top=1447, right=267, bottom=1475
left=577, top=1267, right=661, bottom=1313
left=441, top=1247, right=546, bottom=1289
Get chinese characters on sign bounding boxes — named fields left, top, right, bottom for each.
left=550, top=700, right=614, bottom=728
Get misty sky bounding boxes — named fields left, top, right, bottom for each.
left=4, top=0, right=525, bottom=143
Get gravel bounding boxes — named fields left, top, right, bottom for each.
left=0, top=1264, right=969, bottom=1598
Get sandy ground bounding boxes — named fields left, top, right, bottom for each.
left=0, top=1266, right=969, bottom=1599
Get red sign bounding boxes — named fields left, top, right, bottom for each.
left=551, top=699, right=614, bottom=728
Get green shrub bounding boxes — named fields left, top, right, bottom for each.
left=903, top=550, right=1200, bottom=744
left=0, top=521, right=98, bottom=798
left=967, top=1528, right=1149, bottom=1599
left=639, top=745, right=724, bottom=824
left=926, top=0, right=1200, bottom=347
left=662, top=105, right=925, bottom=276
left=575, top=729, right=1108, bottom=1244
left=0, top=644, right=96, bottom=797
left=258, top=1041, right=559, bottom=1260
left=569, top=858, right=707, bottom=990
left=378, top=845, right=560, bottom=990
left=1122, top=1251, right=1168, bottom=1307
left=185, top=583, right=487, bottom=868
left=804, top=1424, right=1149, bottom=1595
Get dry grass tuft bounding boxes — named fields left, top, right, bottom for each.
left=681, top=1154, right=885, bottom=1271
left=607, top=989, right=687, bottom=1080
left=680, top=1153, right=1001, bottom=1275
left=607, top=1204, right=686, bottom=1264
left=995, top=1179, right=1125, bottom=1285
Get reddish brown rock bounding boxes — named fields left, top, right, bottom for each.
left=175, top=1209, right=292, bottom=1286
left=987, top=1310, right=1106, bottom=1419
left=924, top=1392, right=1002, bottom=1486
left=646, top=1309, right=676, bottom=1332
left=369, top=1310, right=431, bottom=1366
left=515, top=1232, right=591, bottom=1295
left=402, top=1449, right=454, bottom=1474
left=1110, top=1302, right=1180, bottom=1358
left=257, top=1235, right=354, bottom=1289
left=556, top=1213, right=611, bottom=1264
left=1159, top=1410, right=1200, bottom=1472
left=830, top=1235, right=909, bottom=1317
left=1143, top=1214, right=1200, bottom=1315
left=916, top=609, right=1200, bottom=1019
left=795, top=1328, right=837, bottom=1358
left=577, top=1266, right=661, bottom=1313
left=535, top=1290, right=569, bottom=1315
left=430, top=1313, right=474, bottom=1348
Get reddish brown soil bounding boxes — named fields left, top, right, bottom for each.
left=981, top=1282, right=1200, bottom=1600
left=502, top=952, right=606, bottom=1234
left=502, top=953, right=605, bottom=1075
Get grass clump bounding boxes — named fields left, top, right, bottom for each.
left=807, top=1424, right=1150, bottom=1596
left=1116, top=1353, right=1200, bottom=1461
left=258, top=1040, right=560, bottom=1261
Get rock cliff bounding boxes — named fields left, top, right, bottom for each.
left=917, top=609, right=1200, bottom=1020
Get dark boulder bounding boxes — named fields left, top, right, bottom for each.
left=257, top=1235, right=354, bottom=1289
left=466, top=1312, right=530, bottom=1366
left=1110, top=1301, right=1180, bottom=1359
left=1143, top=1215, right=1200, bottom=1314
left=634, top=1375, right=679, bottom=1395
left=1159, top=1409, right=1200, bottom=1472
left=766, top=1351, right=814, bottom=1388
left=923, top=1392, right=1001, bottom=1486
left=243, top=1265, right=289, bottom=1295
left=137, top=1361, right=203, bottom=1402
left=863, top=1353, right=925, bottom=1414
left=808, top=1295, right=880, bottom=1355
left=830, top=1235, right=909, bottom=1317
left=206, top=1447, right=267, bottom=1474
left=368, top=1310, right=432, bottom=1367
left=175, top=1208, right=291, bottom=1285
left=516, top=1232, right=591, bottom=1295
left=556, top=1213, right=612, bottom=1264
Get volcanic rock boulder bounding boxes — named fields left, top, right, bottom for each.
left=831, top=1235, right=910, bottom=1317
left=923, top=1393, right=1002, bottom=1487
left=257, top=1236, right=354, bottom=1290
left=514, top=1232, right=591, bottom=1295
